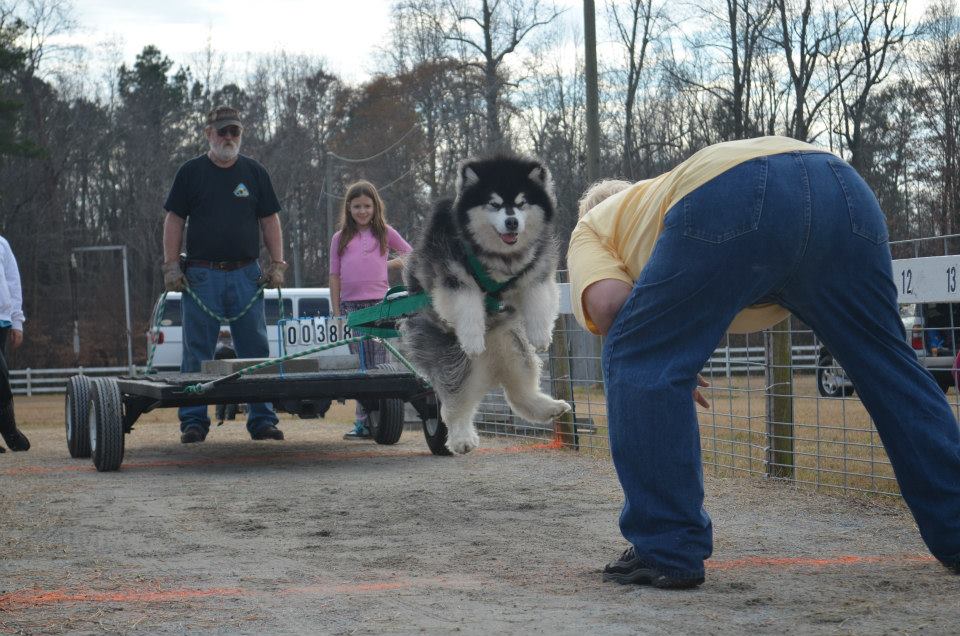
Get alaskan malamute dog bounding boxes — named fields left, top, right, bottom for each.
left=400, top=155, right=572, bottom=454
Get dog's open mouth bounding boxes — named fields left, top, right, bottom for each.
left=500, top=233, right=518, bottom=245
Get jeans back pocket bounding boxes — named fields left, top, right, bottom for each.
left=828, top=159, right=888, bottom=245
left=682, top=156, right=768, bottom=244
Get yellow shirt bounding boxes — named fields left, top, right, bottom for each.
left=568, top=136, right=832, bottom=335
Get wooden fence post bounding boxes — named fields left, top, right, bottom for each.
left=550, top=315, right=577, bottom=448
left=766, top=319, right=795, bottom=479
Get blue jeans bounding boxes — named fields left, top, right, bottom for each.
left=602, top=151, right=960, bottom=578
left=179, top=261, right=278, bottom=435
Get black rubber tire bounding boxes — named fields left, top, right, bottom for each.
left=816, top=351, right=855, bottom=398
left=422, top=412, right=452, bottom=456
left=89, top=378, right=125, bottom=472
left=369, top=364, right=405, bottom=445
left=65, top=375, right=92, bottom=458
left=935, top=372, right=955, bottom=394
left=370, top=397, right=405, bottom=445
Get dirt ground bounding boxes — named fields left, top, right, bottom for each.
left=1, top=396, right=958, bottom=635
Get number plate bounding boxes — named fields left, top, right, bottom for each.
left=893, top=256, right=960, bottom=303
left=280, top=317, right=353, bottom=350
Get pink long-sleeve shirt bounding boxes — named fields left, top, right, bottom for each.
left=329, top=226, right=412, bottom=301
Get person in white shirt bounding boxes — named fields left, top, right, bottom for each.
left=0, top=235, right=30, bottom=452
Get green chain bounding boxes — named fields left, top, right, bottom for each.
left=183, top=284, right=266, bottom=323
left=144, top=284, right=277, bottom=374
left=144, top=290, right=169, bottom=373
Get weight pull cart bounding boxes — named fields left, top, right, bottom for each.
left=63, top=289, right=451, bottom=472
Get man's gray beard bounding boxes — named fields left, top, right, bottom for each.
left=213, top=143, right=240, bottom=163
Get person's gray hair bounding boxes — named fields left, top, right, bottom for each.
left=578, top=179, right=632, bottom=217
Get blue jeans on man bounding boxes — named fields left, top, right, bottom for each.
left=602, top=151, right=960, bottom=579
left=180, top=261, right=279, bottom=436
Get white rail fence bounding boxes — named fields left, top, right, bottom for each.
left=9, top=345, right=822, bottom=397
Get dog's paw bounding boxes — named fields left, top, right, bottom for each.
left=526, top=398, right=572, bottom=423
left=446, top=427, right=481, bottom=454
left=527, top=328, right=553, bottom=352
left=457, top=331, right=486, bottom=357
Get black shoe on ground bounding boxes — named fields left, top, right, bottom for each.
left=180, top=426, right=207, bottom=444
left=0, top=402, right=29, bottom=451
left=941, top=559, right=960, bottom=574
left=1, top=428, right=30, bottom=451
left=602, top=547, right=705, bottom=590
left=251, top=425, right=284, bottom=441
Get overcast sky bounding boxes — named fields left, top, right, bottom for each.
left=62, top=0, right=584, bottom=85
left=58, top=0, right=932, bottom=90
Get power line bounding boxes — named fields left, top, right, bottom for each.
left=320, top=164, right=418, bottom=200
left=327, top=124, right=419, bottom=164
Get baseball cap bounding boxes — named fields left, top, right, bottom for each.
left=206, top=106, right=242, bottom=130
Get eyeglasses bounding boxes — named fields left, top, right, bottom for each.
left=217, top=125, right=242, bottom=138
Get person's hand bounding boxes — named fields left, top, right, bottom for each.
left=161, top=260, right=185, bottom=292
left=693, top=374, right=710, bottom=409
left=261, top=260, right=288, bottom=288
left=9, top=329, right=22, bottom=350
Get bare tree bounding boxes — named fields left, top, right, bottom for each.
left=607, top=0, right=667, bottom=176
left=913, top=0, right=960, bottom=235
left=440, top=0, right=562, bottom=150
left=771, top=0, right=845, bottom=140
left=831, top=0, right=909, bottom=170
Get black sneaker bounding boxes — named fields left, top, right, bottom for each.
left=180, top=426, right=207, bottom=444
left=0, top=403, right=29, bottom=451
left=1, top=428, right=30, bottom=451
left=251, top=425, right=284, bottom=441
left=602, top=547, right=705, bottom=589
left=941, top=559, right=960, bottom=574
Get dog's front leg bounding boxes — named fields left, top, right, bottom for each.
left=432, top=284, right=487, bottom=356
left=518, top=280, right=560, bottom=352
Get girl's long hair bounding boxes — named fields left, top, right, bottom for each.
left=337, top=180, right=389, bottom=257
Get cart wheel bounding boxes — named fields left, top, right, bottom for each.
left=89, top=378, right=125, bottom=472
left=65, top=375, right=92, bottom=458
left=365, top=363, right=404, bottom=445
left=422, top=409, right=452, bottom=456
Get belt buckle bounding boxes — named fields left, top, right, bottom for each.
left=214, top=261, right=228, bottom=271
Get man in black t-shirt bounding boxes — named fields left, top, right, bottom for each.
left=162, top=105, right=288, bottom=444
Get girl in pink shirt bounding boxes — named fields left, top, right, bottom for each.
left=329, top=180, right=412, bottom=439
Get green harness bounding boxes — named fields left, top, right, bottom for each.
left=179, top=244, right=530, bottom=395
left=348, top=242, right=531, bottom=338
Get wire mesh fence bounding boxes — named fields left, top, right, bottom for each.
left=472, top=248, right=960, bottom=500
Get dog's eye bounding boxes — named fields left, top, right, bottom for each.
left=488, top=201, right=503, bottom=210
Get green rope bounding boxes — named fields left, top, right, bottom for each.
left=182, top=335, right=374, bottom=394
left=377, top=337, right=431, bottom=388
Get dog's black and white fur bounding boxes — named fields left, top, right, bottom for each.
left=400, top=155, right=572, bottom=454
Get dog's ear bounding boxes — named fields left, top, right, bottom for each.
left=527, top=162, right=555, bottom=197
left=456, top=161, right=481, bottom=193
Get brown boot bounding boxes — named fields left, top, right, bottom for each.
left=0, top=402, right=30, bottom=451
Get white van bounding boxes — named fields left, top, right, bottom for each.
left=146, top=287, right=348, bottom=369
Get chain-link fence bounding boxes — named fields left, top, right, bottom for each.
left=474, top=240, right=960, bottom=499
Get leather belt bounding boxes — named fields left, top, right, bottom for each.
left=184, top=258, right=255, bottom=271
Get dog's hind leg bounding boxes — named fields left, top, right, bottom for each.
left=437, top=365, right=490, bottom=454
left=492, top=328, right=571, bottom=424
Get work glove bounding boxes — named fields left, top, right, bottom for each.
left=161, top=260, right=185, bottom=292
left=261, top=260, right=288, bottom=288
